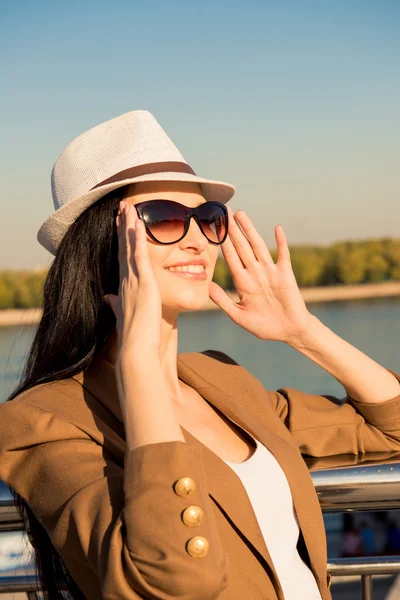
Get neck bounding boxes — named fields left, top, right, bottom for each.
left=102, top=312, right=186, bottom=404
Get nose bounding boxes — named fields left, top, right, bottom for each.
left=179, top=215, right=208, bottom=252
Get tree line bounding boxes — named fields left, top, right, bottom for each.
left=213, top=237, right=400, bottom=290
left=1, top=238, right=400, bottom=309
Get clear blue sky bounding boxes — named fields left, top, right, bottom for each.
left=1, top=0, right=399, bottom=269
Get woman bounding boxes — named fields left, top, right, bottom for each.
left=0, top=110, right=399, bottom=600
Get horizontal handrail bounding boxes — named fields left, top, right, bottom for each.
left=327, top=556, right=400, bottom=576
left=308, top=454, right=400, bottom=511
left=0, top=574, right=39, bottom=593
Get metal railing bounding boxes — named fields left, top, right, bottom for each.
left=308, top=451, right=400, bottom=598
left=1, top=451, right=400, bottom=599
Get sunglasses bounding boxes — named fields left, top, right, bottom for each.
left=134, top=199, right=229, bottom=245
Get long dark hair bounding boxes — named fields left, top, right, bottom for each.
left=7, top=186, right=128, bottom=598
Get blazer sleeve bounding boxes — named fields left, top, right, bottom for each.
left=0, top=398, right=228, bottom=600
left=272, top=369, right=400, bottom=456
left=205, top=350, right=400, bottom=457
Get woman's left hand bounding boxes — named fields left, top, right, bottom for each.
left=209, top=207, right=313, bottom=345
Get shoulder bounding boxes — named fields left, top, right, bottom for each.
left=0, top=379, right=118, bottom=519
left=0, top=376, right=115, bottom=493
left=4, top=377, right=81, bottom=408
left=178, top=349, right=265, bottom=390
left=200, top=350, right=239, bottom=365
left=0, top=377, right=95, bottom=450
left=1, top=376, right=88, bottom=421
left=177, top=349, right=277, bottom=409
left=178, top=349, right=240, bottom=371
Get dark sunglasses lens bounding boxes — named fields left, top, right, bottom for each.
left=198, top=204, right=227, bottom=244
left=142, top=201, right=186, bottom=243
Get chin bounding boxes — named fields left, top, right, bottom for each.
left=163, top=285, right=211, bottom=313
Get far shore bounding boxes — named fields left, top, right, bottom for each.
left=0, top=281, right=399, bottom=328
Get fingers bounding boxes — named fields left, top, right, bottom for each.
left=224, top=206, right=290, bottom=270
left=130, top=216, right=155, bottom=285
left=116, top=200, right=137, bottom=283
left=275, top=225, right=291, bottom=264
left=225, top=206, right=257, bottom=269
left=209, top=281, right=241, bottom=320
left=118, top=201, right=154, bottom=285
left=226, top=206, right=274, bottom=270
left=220, top=227, right=246, bottom=274
left=234, top=210, right=275, bottom=267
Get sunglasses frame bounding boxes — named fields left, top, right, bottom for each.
left=134, top=199, right=229, bottom=245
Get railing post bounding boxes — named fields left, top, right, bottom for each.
left=361, top=574, right=372, bottom=600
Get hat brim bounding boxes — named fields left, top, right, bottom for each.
left=37, top=172, right=235, bottom=255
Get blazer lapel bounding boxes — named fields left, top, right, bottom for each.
left=177, top=352, right=328, bottom=594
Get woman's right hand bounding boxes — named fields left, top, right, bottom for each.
left=105, top=201, right=184, bottom=448
left=105, top=200, right=162, bottom=361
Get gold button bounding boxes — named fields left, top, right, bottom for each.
left=182, top=505, right=204, bottom=527
left=186, top=536, right=209, bottom=558
left=174, top=477, right=197, bottom=498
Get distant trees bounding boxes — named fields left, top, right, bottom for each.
left=323, top=239, right=400, bottom=286
left=287, top=247, right=327, bottom=288
left=213, top=237, right=400, bottom=290
left=0, top=269, right=47, bottom=309
left=0, top=237, right=399, bottom=309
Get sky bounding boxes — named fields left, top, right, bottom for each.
left=1, top=0, right=399, bottom=269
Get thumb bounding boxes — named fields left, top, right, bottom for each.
left=104, top=294, right=119, bottom=317
left=209, top=282, right=239, bottom=319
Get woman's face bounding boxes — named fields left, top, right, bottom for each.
left=123, top=181, right=220, bottom=313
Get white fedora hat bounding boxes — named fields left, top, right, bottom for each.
left=37, top=109, right=235, bottom=255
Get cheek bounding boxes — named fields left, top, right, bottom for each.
left=208, top=247, right=219, bottom=276
left=146, top=243, right=169, bottom=274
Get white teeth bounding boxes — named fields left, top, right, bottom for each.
left=167, top=265, right=205, bottom=273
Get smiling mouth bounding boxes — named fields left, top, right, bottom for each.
left=166, top=265, right=205, bottom=273
left=165, top=265, right=207, bottom=280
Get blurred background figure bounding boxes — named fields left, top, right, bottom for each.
left=341, top=526, right=364, bottom=558
left=360, top=519, right=378, bottom=556
left=384, top=520, right=400, bottom=556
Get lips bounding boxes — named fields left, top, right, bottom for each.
left=167, top=265, right=205, bottom=273
left=164, top=262, right=208, bottom=281
left=165, top=258, right=207, bottom=269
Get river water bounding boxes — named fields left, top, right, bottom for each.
left=1, top=296, right=399, bottom=402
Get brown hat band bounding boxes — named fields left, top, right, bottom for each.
left=91, top=161, right=196, bottom=190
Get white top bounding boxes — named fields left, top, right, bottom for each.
left=225, top=436, right=322, bottom=599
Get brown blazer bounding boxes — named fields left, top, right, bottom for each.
left=0, top=350, right=400, bottom=600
